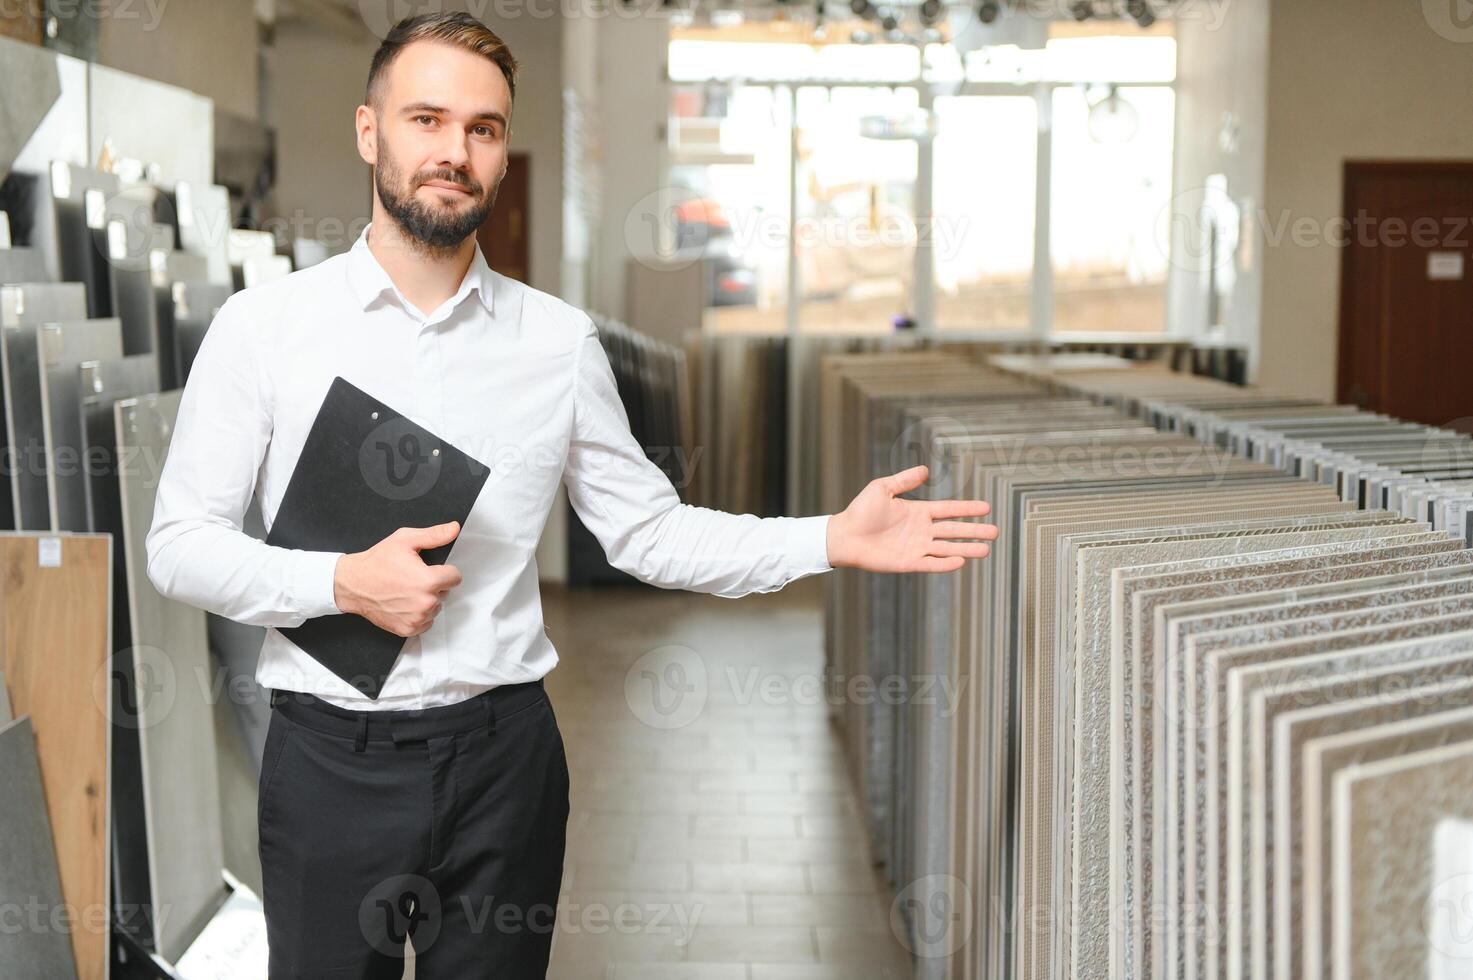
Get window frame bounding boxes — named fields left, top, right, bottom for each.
left=666, top=50, right=1179, bottom=341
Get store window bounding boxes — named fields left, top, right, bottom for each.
left=668, top=83, right=792, bottom=333
left=1050, top=84, right=1175, bottom=333
left=666, top=21, right=1178, bottom=337
left=932, top=94, right=1037, bottom=331
left=794, top=85, right=919, bottom=334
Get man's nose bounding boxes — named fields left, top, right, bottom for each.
left=433, top=130, right=471, bottom=171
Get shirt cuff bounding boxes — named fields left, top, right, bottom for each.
left=290, top=549, right=344, bottom=619
left=786, top=514, right=834, bottom=577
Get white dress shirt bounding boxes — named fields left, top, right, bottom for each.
left=145, top=223, right=833, bottom=710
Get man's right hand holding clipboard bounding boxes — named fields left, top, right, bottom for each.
left=333, top=520, right=465, bottom=639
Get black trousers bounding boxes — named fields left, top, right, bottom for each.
left=258, top=679, right=570, bottom=978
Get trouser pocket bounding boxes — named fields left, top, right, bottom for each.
left=257, top=708, right=293, bottom=827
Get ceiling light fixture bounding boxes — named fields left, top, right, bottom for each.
left=1086, top=85, right=1140, bottom=143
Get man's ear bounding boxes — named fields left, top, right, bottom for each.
left=354, top=104, right=378, bottom=167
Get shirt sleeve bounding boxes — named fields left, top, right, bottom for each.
left=144, top=292, right=345, bottom=628
left=562, top=317, right=833, bottom=598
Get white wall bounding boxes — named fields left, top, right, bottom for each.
left=1171, top=1, right=1473, bottom=400
left=99, top=0, right=260, bottom=121
left=1256, top=0, right=1473, bottom=400
left=263, top=22, right=377, bottom=251
left=591, top=11, right=670, bottom=321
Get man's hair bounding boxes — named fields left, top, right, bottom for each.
left=365, top=11, right=519, bottom=110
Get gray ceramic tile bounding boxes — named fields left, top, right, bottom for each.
left=115, top=390, right=227, bottom=960
left=0, top=716, right=80, bottom=980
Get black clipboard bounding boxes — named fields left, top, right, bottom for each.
left=264, top=376, right=490, bottom=698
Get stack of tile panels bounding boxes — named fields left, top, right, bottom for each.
left=824, top=351, right=1473, bottom=980
left=1010, top=360, right=1473, bottom=536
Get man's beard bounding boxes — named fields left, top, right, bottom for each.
left=375, top=141, right=502, bottom=257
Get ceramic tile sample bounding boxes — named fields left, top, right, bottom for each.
left=1107, top=527, right=1450, bottom=978
left=0, top=716, right=81, bottom=980
left=1, top=282, right=88, bottom=528
left=1288, top=686, right=1473, bottom=980
left=115, top=390, right=227, bottom=961
left=1068, top=521, right=1430, bottom=980
left=0, top=532, right=111, bottom=980
left=1152, top=550, right=1473, bottom=980
left=993, top=460, right=1301, bottom=979
left=1330, top=739, right=1473, bottom=979
left=1117, top=551, right=1464, bottom=978
left=1219, top=634, right=1473, bottom=980
left=1146, top=567, right=1473, bottom=979
left=1023, top=489, right=1343, bottom=980
left=1251, top=603, right=1473, bottom=980
left=987, top=449, right=1269, bottom=980
left=36, top=318, right=124, bottom=530
left=817, top=352, right=1473, bottom=980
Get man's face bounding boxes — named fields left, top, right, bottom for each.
left=368, top=40, right=511, bottom=252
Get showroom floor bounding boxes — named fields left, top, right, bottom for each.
left=537, top=576, right=913, bottom=979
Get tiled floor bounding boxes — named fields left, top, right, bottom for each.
left=538, top=576, right=914, bottom=980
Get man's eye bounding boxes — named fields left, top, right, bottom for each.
left=416, top=115, right=435, bottom=125
left=475, top=126, right=494, bottom=137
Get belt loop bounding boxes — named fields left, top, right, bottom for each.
left=485, top=697, right=497, bottom=737
left=354, top=713, right=369, bottom=752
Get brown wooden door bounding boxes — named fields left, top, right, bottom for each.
left=476, top=151, right=529, bottom=284
left=1338, top=161, right=1473, bottom=427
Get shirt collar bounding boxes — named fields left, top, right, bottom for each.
left=346, top=221, right=496, bottom=317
